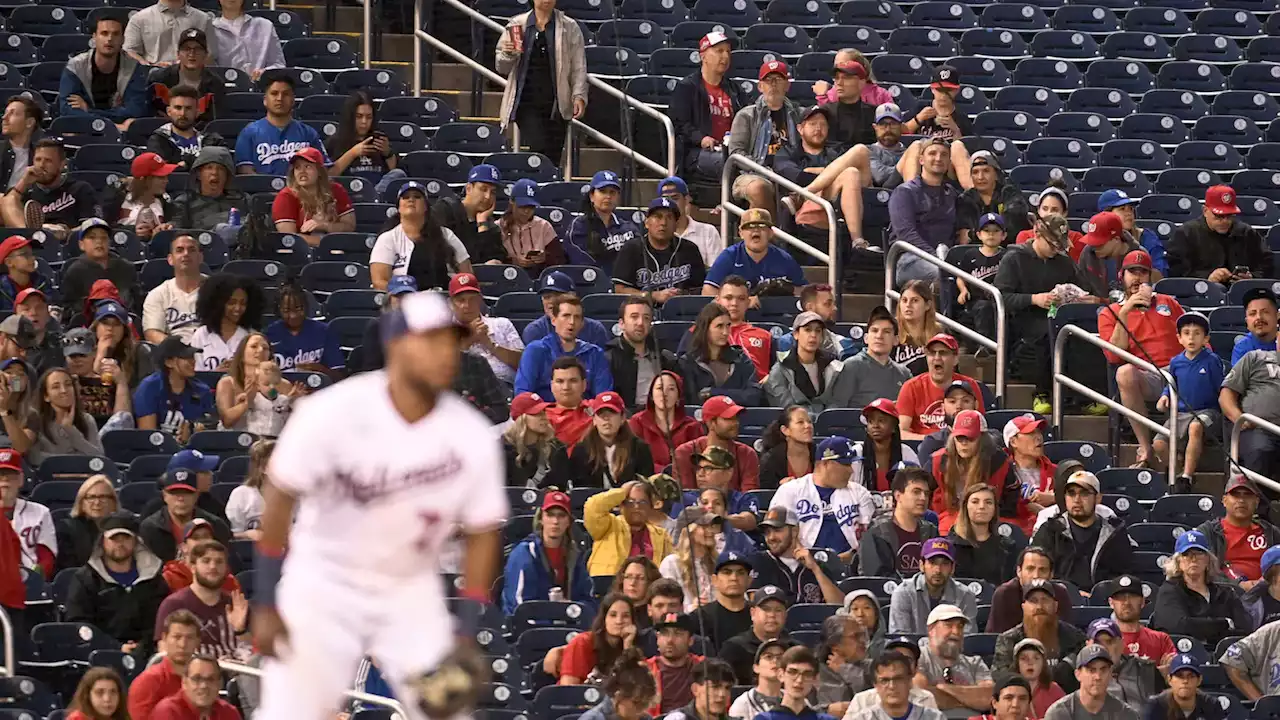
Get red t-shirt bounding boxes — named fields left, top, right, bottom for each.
left=728, top=323, right=773, bottom=381
left=0, top=513, right=23, bottom=609
left=1222, top=520, right=1269, bottom=580
left=548, top=404, right=592, bottom=449
left=1097, top=294, right=1185, bottom=368
left=896, top=372, right=984, bottom=434
left=270, top=183, right=354, bottom=227
left=1121, top=626, right=1176, bottom=662
left=629, top=525, right=654, bottom=560
left=545, top=544, right=568, bottom=586
left=559, top=630, right=599, bottom=680
left=705, top=82, right=734, bottom=142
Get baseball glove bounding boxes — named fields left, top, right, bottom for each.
left=411, top=642, right=489, bottom=719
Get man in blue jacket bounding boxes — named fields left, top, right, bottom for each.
left=1097, top=189, right=1169, bottom=277
left=58, top=13, right=151, bottom=131
left=521, top=270, right=613, bottom=348
left=515, top=294, right=613, bottom=400
left=501, top=490, right=594, bottom=615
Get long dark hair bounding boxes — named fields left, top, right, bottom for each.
left=327, top=90, right=376, bottom=158
left=34, top=367, right=93, bottom=439
left=761, top=404, right=810, bottom=453
left=403, top=198, right=459, bottom=290
left=860, top=412, right=905, bottom=489
left=591, top=592, right=634, bottom=676
left=577, top=189, right=610, bottom=260
left=604, top=648, right=657, bottom=707
left=583, top=415, right=636, bottom=485
left=196, top=272, right=264, bottom=332
left=689, top=302, right=730, bottom=361
left=67, top=666, right=128, bottom=720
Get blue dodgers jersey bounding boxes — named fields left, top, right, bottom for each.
left=234, top=118, right=329, bottom=175
left=266, top=318, right=343, bottom=371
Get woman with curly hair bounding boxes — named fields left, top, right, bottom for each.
left=66, top=666, right=129, bottom=720
left=271, top=146, right=356, bottom=246
left=228, top=438, right=273, bottom=539
left=189, top=273, right=263, bottom=372
left=611, top=556, right=661, bottom=611
left=659, top=508, right=720, bottom=611
left=215, top=331, right=298, bottom=435
left=28, top=367, right=101, bottom=465
left=55, top=474, right=118, bottom=572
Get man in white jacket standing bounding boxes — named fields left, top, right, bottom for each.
left=768, top=437, right=875, bottom=564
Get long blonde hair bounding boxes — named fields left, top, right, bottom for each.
left=244, top=438, right=275, bottom=489
left=70, top=474, right=117, bottom=519
left=673, top=524, right=714, bottom=606
left=287, top=160, right=337, bottom=224
left=952, top=483, right=998, bottom=541
left=502, top=414, right=556, bottom=465
left=897, top=280, right=940, bottom=348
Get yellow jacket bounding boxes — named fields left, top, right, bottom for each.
left=583, top=486, right=673, bottom=576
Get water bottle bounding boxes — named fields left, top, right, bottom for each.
left=228, top=208, right=241, bottom=229
left=216, top=208, right=242, bottom=245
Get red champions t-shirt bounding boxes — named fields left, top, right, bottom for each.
left=705, top=82, right=734, bottom=143
left=896, top=372, right=984, bottom=435
left=1121, top=626, right=1176, bottom=662
left=1222, top=520, right=1269, bottom=580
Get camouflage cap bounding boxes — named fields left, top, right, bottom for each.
left=1037, top=214, right=1071, bottom=255
left=693, top=445, right=736, bottom=470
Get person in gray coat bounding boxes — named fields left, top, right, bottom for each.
left=495, top=0, right=588, bottom=165
left=888, top=537, right=978, bottom=635
left=171, top=146, right=247, bottom=232
left=764, top=312, right=842, bottom=411
left=727, top=60, right=802, bottom=211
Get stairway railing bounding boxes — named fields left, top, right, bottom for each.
left=218, top=659, right=408, bottom=714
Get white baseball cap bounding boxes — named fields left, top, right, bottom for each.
left=379, top=291, right=466, bottom=345
left=927, top=604, right=969, bottom=626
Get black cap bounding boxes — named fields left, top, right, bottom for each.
left=1242, top=287, right=1278, bottom=310
left=750, top=585, right=791, bottom=609
left=931, top=64, right=960, bottom=89
left=100, top=510, right=139, bottom=537
left=754, top=637, right=794, bottom=663
left=1107, top=575, right=1145, bottom=598
left=1176, top=311, right=1210, bottom=333
left=654, top=612, right=695, bottom=633
left=161, top=469, right=199, bottom=492
left=800, top=105, right=832, bottom=125
left=155, top=335, right=198, bottom=365
left=178, top=28, right=208, bottom=50
left=884, top=635, right=922, bottom=658
left=867, top=304, right=897, bottom=333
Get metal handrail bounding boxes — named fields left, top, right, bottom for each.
left=1228, top=413, right=1280, bottom=494
left=0, top=606, right=12, bottom=677
left=721, top=154, right=837, bottom=291
left=412, top=28, right=521, bottom=150
left=362, top=0, right=371, bottom=69
left=218, top=659, right=409, bottom=715
left=436, top=0, right=677, bottom=175
left=1052, top=324, right=1179, bottom=487
left=884, top=241, right=1007, bottom=402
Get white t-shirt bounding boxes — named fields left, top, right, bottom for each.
left=370, top=225, right=470, bottom=277
left=267, top=372, right=508, bottom=593
left=225, top=485, right=264, bottom=534
left=11, top=498, right=55, bottom=571
left=189, top=325, right=249, bottom=371
left=142, top=277, right=203, bottom=341
left=467, top=316, right=523, bottom=385
left=680, top=218, right=726, bottom=269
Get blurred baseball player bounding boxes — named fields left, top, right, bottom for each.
left=252, top=291, right=508, bottom=720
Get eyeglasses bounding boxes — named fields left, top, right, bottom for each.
left=621, top=499, right=650, bottom=507
left=784, top=668, right=817, bottom=679
left=84, top=494, right=114, bottom=502
left=875, top=674, right=910, bottom=686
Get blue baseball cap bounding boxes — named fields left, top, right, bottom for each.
left=92, top=301, right=129, bottom=325
left=817, top=436, right=858, bottom=465
left=647, top=197, right=681, bottom=216
left=659, top=176, right=689, bottom=196
left=511, top=178, right=540, bottom=207
left=715, top=550, right=750, bottom=572
left=397, top=181, right=428, bottom=200
left=1175, top=529, right=1211, bottom=555
left=1098, top=189, right=1140, bottom=211
left=468, top=164, right=501, bottom=185
left=1169, top=654, right=1202, bottom=676
left=591, top=170, right=622, bottom=191
left=1262, top=545, right=1280, bottom=576
left=538, top=270, right=575, bottom=295
left=978, top=212, right=1004, bottom=230
left=386, top=275, right=418, bottom=296
left=167, top=449, right=220, bottom=473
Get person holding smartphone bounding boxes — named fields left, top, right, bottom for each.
left=325, top=91, right=401, bottom=190
left=498, top=178, right=564, bottom=274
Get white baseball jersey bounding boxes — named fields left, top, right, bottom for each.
left=267, top=371, right=509, bottom=595
left=11, top=499, right=55, bottom=571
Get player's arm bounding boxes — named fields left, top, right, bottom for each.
left=251, top=481, right=297, bottom=657
left=461, top=526, right=502, bottom=607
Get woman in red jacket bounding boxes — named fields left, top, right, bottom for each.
left=66, top=666, right=129, bottom=720
left=929, top=410, right=1013, bottom=534
left=628, top=371, right=704, bottom=470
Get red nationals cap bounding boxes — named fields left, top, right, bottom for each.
left=1205, top=184, right=1241, bottom=215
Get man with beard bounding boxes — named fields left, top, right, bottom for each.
left=1044, top=645, right=1139, bottom=720
left=896, top=334, right=982, bottom=440
left=0, top=139, right=97, bottom=239
left=65, top=511, right=168, bottom=659
left=606, top=297, right=675, bottom=410
left=720, top=585, right=792, bottom=685
left=859, top=468, right=938, bottom=578
left=889, top=537, right=977, bottom=635
left=986, top=547, right=1074, bottom=633
left=148, top=85, right=227, bottom=170
left=1031, top=471, right=1136, bottom=595
left=846, top=103, right=907, bottom=190
left=888, top=138, right=961, bottom=286
left=57, top=13, right=150, bottom=131
left=645, top=613, right=705, bottom=716
left=771, top=105, right=866, bottom=244
left=153, top=540, right=248, bottom=658
left=0, top=95, right=42, bottom=192
left=1229, top=286, right=1278, bottom=366
left=148, top=29, right=225, bottom=125
left=749, top=508, right=845, bottom=605
left=914, top=604, right=994, bottom=711
left=171, top=146, right=245, bottom=231
left=613, top=197, right=706, bottom=303
left=992, top=579, right=1087, bottom=692
left=1106, top=574, right=1175, bottom=663
left=1085, top=618, right=1165, bottom=712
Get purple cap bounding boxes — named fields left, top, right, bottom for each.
left=921, top=537, right=954, bottom=562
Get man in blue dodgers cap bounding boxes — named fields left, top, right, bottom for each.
left=1097, top=188, right=1168, bottom=276
left=768, top=437, right=876, bottom=563
left=660, top=175, right=725, bottom=268
left=432, top=162, right=507, bottom=263
left=612, top=197, right=706, bottom=305
left=521, top=269, right=613, bottom=348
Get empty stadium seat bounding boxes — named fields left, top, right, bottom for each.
left=687, top=0, right=758, bottom=28
left=1100, top=32, right=1171, bottom=62
left=1012, top=57, right=1084, bottom=90
left=619, top=0, right=688, bottom=25
left=744, top=24, right=813, bottom=56
left=836, top=1, right=907, bottom=32
left=1156, top=61, right=1227, bottom=93
left=763, top=0, right=836, bottom=27
left=1046, top=112, right=1115, bottom=145
left=283, top=37, right=359, bottom=71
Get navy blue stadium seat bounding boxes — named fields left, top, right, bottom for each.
left=9, top=6, right=78, bottom=37
left=492, top=292, right=546, bottom=320
left=814, top=26, right=885, bottom=54
left=532, top=686, right=605, bottom=720
left=596, top=19, right=667, bottom=55
left=743, top=24, right=812, bottom=56
left=0, top=35, right=38, bottom=66
left=908, top=1, right=979, bottom=29
left=1128, top=523, right=1188, bottom=553
left=1099, top=138, right=1172, bottom=173
left=473, top=264, right=535, bottom=296
left=1151, top=494, right=1224, bottom=526
left=330, top=69, right=408, bottom=99
left=327, top=316, right=373, bottom=351
left=619, top=0, right=688, bottom=25
left=1137, top=193, right=1200, bottom=223
left=248, top=8, right=308, bottom=38
left=1229, top=63, right=1280, bottom=94
left=647, top=48, right=701, bottom=77
left=836, top=0, right=907, bottom=31
left=958, top=30, right=1032, bottom=62
left=994, top=85, right=1064, bottom=120
left=1194, top=115, right=1265, bottom=148
left=283, top=37, right=359, bottom=71
left=1123, top=7, right=1191, bottom=35
left=555, top=0, right=617, bottom=22
left=1052, top=5, right=1120, bottom=33
left=1193, top=8, right=1264, bottom=37
left=687, top=0, right=758, bottom=28
left=1156, top=61, right=1227, bottom=93
left=431, top=122, right=506, bottom=156
left=1234, top=168, right=1280, bottom=203
left=1172, top=141, right=1246, bottom=173
left=1095, top=467, right=1169, bottom=500
left=1030, top=29, right=1102, bottom=60
left=1101, top=494, right=1149, bottom=524
left=1173, top=34, right=1245, bottom=64
left=296, top=262, right=371, bottom=297
left=960, top=135, right=1023, bottom=168
left=1213, top=91, right=1280, bottom=124
left=50, top=115, right=120, bottom=146
left=379, top=95, right=459, bottom=129
left=1085, top=60, right=1156, bottom=95
left=943, top=57, right=1013, bottom=91
left=1155, top=168, right=1220, bottom=198
left=1100, top=33, right=1171, bottom=62
left=400, top=151, right=474, bottom=185
left=585, top=47, right=643, bottom=79
left=1246, top=36, right=1280, bottom=63
left=980, top=4, right=1050, bottom=31
left=102, top=430, right=180, bottom=465
left=1047, top=113, right=1115, bottom=146
left=1153, top=277, right=1227, bottom=310
left=1043, top=440, right=1110, bottom=472
left=1236, top=195, right=1280, bottom=228
left=1012, top=57, right=1084, bottom=90
left=1065, top=87, right=1137, bottom=120
left=321, top=289, right=382, bottom=318
left=972, top=111, right=1043, bottom=143
left=39, top=32, right=91, bottom=61
left=763, top=0, right=835, bottom=26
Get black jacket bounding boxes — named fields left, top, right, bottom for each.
left=1167, top=217, right=1272, bottom=280
left=676, top=344, right=763, bottom=406
left=503, top=436, right=571, bottom=489
left=0, top=131, right=40, bottom=191
left=432, top=196, right=508, bottom=265
left=719, top=629, right=789, bottom=686
left=54, top=515, right=100, bottom=573
left=568, top=434, right=654, bottom=489
left=148, top=65, right=226, bottom=124
left=604, top=336, right=677, bottom=410
left=145, top=125, right=228, bottom=171
left=138, top=507, right=232, bottom=563
left=669, top=71, right=746, bottom=177
left=1141, top=690, right=1227, bottom=720
left=948, top=530, right=1018, bottom=587
left=956, top=181, right=1032, bottom=240
left=63, top=541, right=167, bottom=657
left=748, top=548, right=846, bottom=605
left=1194, top=516, right=1280, bottom=581
left=757, top=442, right=812, bottom=490
left=858, top=515, right=938, bottom=578
left=60, top=255, right=140, bottom=316
left=1150, top=576, right=1254, bottom=648
left=1029, top=513, right=1136, bottom=592
left=993, top=242, right=1093, bottom=341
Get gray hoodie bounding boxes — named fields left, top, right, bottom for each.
left=172, top=146, right=246, bottom=231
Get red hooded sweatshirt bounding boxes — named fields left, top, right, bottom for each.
left=628, top=371, right=705, bottom=469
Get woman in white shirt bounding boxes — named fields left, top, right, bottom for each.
left=189, top=273, right=262, bottom=372
left=369, top=183, right=471, bottom=291
left=214, top=331, right=298, bottom=436
left=227, top=437, right=274, bottom=539
left=658, top=506, right=722, bottom=612
left=213, top=0, right=285, bottom=79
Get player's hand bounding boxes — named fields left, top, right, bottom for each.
left=226, top=590, right=249, bottom=633
left=252, top=605, right=290, bottom=658
left=1156, top=395, right=1169, bottom=412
